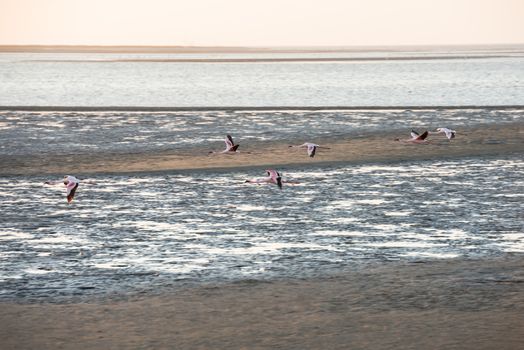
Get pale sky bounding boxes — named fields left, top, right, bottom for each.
left=1, top=0, right=523, bottom=46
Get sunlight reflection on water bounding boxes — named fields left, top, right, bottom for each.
left=0, top=156, right=522, bottom=300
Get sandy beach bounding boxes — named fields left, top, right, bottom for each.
left=1, top=122, right=523, bottom=176
left=1, top=256, right=523, bottom=350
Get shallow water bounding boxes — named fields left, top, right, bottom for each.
left=0, top=156, right=522, bottom=301
left=1, top=109, right=522, bottom=157
left=1, top=53, right=523, bottom=106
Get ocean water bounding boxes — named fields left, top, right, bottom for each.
left=0, top=156, right=522, bottom=301
left=0, top=51, right=523, bottom=107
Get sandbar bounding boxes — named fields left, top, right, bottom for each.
left=1, top=122, right=522, bottom=176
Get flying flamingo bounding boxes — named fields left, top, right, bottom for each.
left=395, top=129, right=430, bottom=144
left=44, top=176, right=96, bottom=203
left=288, top=142, right=330, bottom=158
left=245, top=169, right=283, bottom=189
left=430, top=127, right=456, bottom=140
left=209, top=134, right=241, bottom=154
left=44, top=175, right=81, bottom=203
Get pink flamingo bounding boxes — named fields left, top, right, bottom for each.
left=288, top=142, right=330, bottom=158
left=245, top=169, right=283, bottom=189
left=430, top=127, right=456, bottom=140
left=395, top=129, right=430, bottom=144
left=44, top=175, right=81, bottom=203
left=209, top=134, right=241, bottom=154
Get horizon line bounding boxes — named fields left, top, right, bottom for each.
left=1, top=43, right=524, bottom=53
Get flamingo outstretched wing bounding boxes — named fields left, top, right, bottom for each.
left=416, top=131, right=429, bottom=141
left=410, top=129, right=420, bottom=139
left=307, top=144, right=317, bottom=157
left=224, top=135, right=234, bottom=150
left=66, top=182, right=78, bottom=203
left=266, top=169, right=283, bottom=189
left=443, top=128, right=456, bottom=139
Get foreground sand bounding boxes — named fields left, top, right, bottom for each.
left=2, top=122, right=523, bottom=176
left=1, top=257, right=523, bottom=350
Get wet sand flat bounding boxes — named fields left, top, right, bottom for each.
left=1, top=122, right=523, bottom=176
left=1, top=257, right=523, bottom=350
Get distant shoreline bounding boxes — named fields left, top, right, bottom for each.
left=19, top=55, right=511, bottom=63
left=1, top=105, right=523, bottom=112
left=1, top=44, right=524, bottom=54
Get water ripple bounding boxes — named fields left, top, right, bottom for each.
left=0, top=158, right=524, bottom=299
left=0, top=156, right=522, bottom=300
left=1, top=109, right=522, bottom=156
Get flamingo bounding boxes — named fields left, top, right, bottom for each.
left=44, top=175, right=81, bottom=203
left=430, top=127, right=456, bottom=140
left=245, top=169, right=283, bottom=189
left=288, top=142, right=330, bottom=158
left=395, top=129, right=430, bottom=144
left=209, top=134, right=240, bottom=154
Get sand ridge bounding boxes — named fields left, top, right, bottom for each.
left=2, top=122, right=522, bottom=176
